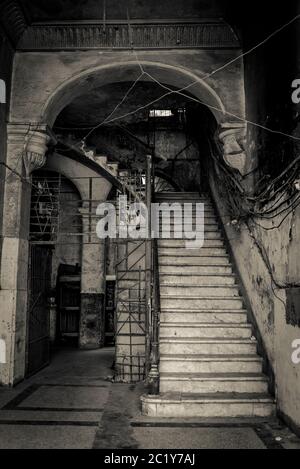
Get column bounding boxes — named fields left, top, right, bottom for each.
left=78, top=201, right=107, bottom=349
left=0, top=123, right=52, bottom=385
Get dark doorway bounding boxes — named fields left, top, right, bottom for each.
left=26, top=244, right=52, bottom=377
left=56, top=264, right=81, bottom=346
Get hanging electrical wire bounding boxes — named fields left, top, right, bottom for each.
left=208, top=134, right=300, bottom=225
left=52, top=12, right=300, bottom=141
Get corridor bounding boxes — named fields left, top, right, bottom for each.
left=0, top=348, right=299, bottom=449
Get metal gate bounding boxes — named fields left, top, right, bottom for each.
left=26, top=244, right=52, bottom=377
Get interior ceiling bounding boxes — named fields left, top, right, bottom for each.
left=19, top=0, right=227, bottom=23
left=17, top=1, right=294, bottom=45
left=54, top=81, right=201, bottom=129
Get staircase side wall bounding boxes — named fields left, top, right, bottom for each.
left=210, top=177, right=300, bottom=434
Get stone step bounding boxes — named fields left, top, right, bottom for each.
left=156, top=208, right=216, bottom=216
left=160, top=274, right=236, bottom=285
left=159, top=225, right=219, bottom=233
left=156, top=211, right=217, bottom=218
left=155, top=202, right=214, bottom=208
left=160, top=285, right=240, bottom=297
left=160, top=337, right=257, bottom=355
left=158, top=247, right=227, bottom=256
left=160, top=323, right=252, bottom=339
left=161, top=214, right=218, bottom=221
left=155, top=231, right=221, bottom=239
left=158, top=239, right=224, bottom=248
left=155, top=198, right=216, bottom=207
left=156, top=227, right=219, bottom=237
left=155, top=200, right=212, bottom=206
left=160, top=310, right=248, bottom=323
left=159, top=256, right=229, bottom=266
left=160, top=354, right=263, bottom=374
left=157, top=234, right=221, bottom=241
left=159, top=212, right=217, bottom=218
left=155, top=192, right=207, bottom=199
left=141, top=393, right=275, bottom=418
left=158, top=218, right=218, bottom=225
left=159, top=373, right=269, bottom=394
left=160, top=296, right=244, bottom=309
left=159, top=264, right=233, bottom=274
left=157, top=197, right=210, bottom=200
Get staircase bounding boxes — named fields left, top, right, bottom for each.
left=142, top=192, right=275, bottom=418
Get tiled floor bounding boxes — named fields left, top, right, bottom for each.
left=0, top=347, right=300, bottom=449
left=0, top=347, right=114, bottom=449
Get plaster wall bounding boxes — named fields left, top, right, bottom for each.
left=45, top=153, right=112, bottom=349
left=0, top=28, right=14, bottom=238
left=210, top=179, right=300, bottom=431
left=9, top=49, right=245, bottom=127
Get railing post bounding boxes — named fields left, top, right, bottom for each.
left=145, top=154, right=152, bottom=375
left=148, top=150, right=160, bottom=395
left=148, top=237, right=160, bottom=395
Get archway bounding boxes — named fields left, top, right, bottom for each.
left=0, top=55, right=245, bottom=385
left=43, top=61, right=226, bottom=128
left=48, top=68, right=222, bottom=382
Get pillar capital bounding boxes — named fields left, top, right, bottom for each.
left=219, top=121, right=247, bottom=176
left=7, top=123, right=57, bottom=176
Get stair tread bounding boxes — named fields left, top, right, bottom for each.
left=160, top=263, right=232, bottom=266
left=160, top=273, right=235, bottom=277
left=160, top=322, right=251, bottom=328
left=155, top=192, right=207, bottom=197
left=159, top=221, right=218, bottom=224
left=160, top=372, right=267, bottom=380
left=160, top=354, right=262, bottom=361
left=156, top=200, right=212, bottom=203
left=156, top=192, right=204, bottom=194
left=160, top=284, right=237, bottom=288
left=159, top=254, right=227, bottom=258
left=161, top=337, right=256, bottom=342
left=144, top=393, right=274, bottom=402
left=156, top=197, right=210, bottom=200
left=161, top=295, right=242, bottom=299
left=161, top=309, right=247, bottom=313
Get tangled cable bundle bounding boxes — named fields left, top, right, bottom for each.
left=210, top=138, right=300, bottom=230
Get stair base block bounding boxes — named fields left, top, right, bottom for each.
left=141, top=393, right=275, bottom=418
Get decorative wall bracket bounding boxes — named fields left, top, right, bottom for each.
left=219, top=122, right=247, bottom=176
left=7, top=123, right=56, bottom=178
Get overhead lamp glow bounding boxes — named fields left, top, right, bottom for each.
left=149, top=109, right=173, bottom=117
